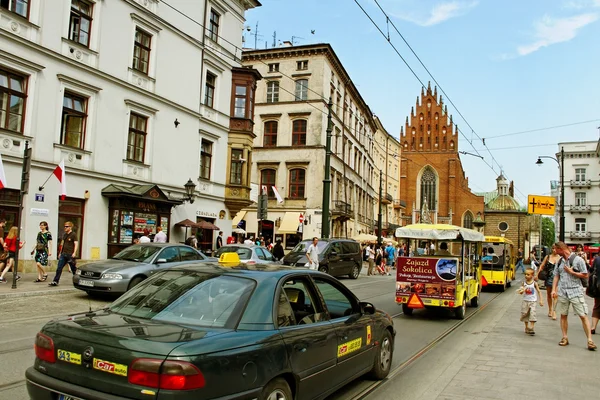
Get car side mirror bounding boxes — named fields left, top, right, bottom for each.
left=156, top=258, right=168, bottom=264
left=360, top=301, right=376, bottom=315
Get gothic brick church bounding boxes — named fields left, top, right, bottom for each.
left=399, top=83, right=484, bottom=227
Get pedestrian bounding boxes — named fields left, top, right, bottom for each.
left=0, top=226, right=24, bottom=283
left=576, top=244, right=589, bottom=266
left=385, top=242, right=396, bottom=276
left=153, top=226, right=167, bottom=243
left=266, top=239, right=273, bottom=252
left=378, top=245, right=386, bottom=275
left=587, top=255, right=600, bottom=334
left=398, top=243, right=405, bottom=257
left=185, top=234, right=198, bottom=249
left=535, top=244, right=560, bottom=319
left=517, top=267, right=543, bottom=335
left=366, top=244, right=375, bottom=276
left=244, top=236, right=254, bottom=245
left=551, top=241, right=596, bottom=350
left=272, top=239, right=285, bottom=262
left=139, top=229, right=151, bottom=243
left=0, top=218, right=6, bottom=275
left=215, top=231, right=223, bottom=250
left=529, top=249, right=539, bottom=272
left=306, top=237, right=319, bottom=270
left=516, top=247, right=525, bottom=274
left=30, top=221, right=52, bottom=282
left=49, top=222, right=78, bottom=287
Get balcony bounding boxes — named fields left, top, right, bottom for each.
left=569, top=231, right=592, bottom=239
left=332, top=200, right=352, bottom=220
left=568, top=204, right=591, bottom=213
left=569, top=179, right=592, bottom=188
left=381, top=193, right=393, bottom=205
left=393, top=199, right=407, bottom=209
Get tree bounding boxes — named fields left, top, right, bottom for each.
left=542, top=217, right=555, bottom=247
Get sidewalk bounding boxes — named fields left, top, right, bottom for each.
left=0, top=272, right=78, bottom=299
left=375, top=284, right=598, bottom=400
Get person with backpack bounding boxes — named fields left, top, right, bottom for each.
left=385, top=242, right=396, bottom=276
left=551, top=241, right=596, bottom=350
left=588, top=254, right=600, bottom=334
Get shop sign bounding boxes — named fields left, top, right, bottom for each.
left=31, top=208, right=49, bottom=216
left=137, top=202, right=157, bottom=211
left=396, top=257, right=459, bottom=300
left=196, top=210, right=217, bottom=218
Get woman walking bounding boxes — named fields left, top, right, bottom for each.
left=536, top=244, right=561, bottom=320
left=0, top=226, right=24, bottom=283
left=31, top=221, right=52, bottom=282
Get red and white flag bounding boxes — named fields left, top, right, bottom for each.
left=272, top=186, right=284, bottom=204
left=0, top=153, right=7, bottom=190
left=53, top=160, right=67, bottom=200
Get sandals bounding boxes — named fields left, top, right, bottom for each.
left=558, top=338, right=569, bottom=346
left=42, top=274, right=48, bottom=281
left=588, top=340, right=597, bottom=351
left=34, top=278, right=43, bottom=283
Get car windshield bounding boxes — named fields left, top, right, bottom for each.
left=214, top=246, right=252, bottom=260
left=109, top=271, right=256, bottom=329
left=291, top=240, right=328, bottom=253
left=112, top=245, right=161, bottom=262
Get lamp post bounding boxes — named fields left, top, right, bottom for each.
left=536, top=147, right=564, bottom=242
left=377, top=169, right=383, bottom=247
left=183, top=179, right=196, bottom=203
left=321, top=98, right=333, bottom=239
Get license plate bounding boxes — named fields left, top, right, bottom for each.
left=58, top=394, right=83, bottom=400
left=78, top=279, right=94, bottom=287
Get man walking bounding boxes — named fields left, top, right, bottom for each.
left=215, top=231, right=223, bottom=250
left=49, top=222, right=78, bottom=286
left=385, top=242, right=396, bottom=276
left=516, top=248, right=525, bottom=274
left=306, top=237, right=320, bottom=270
left=153, top=226, right=167, bottom=243
left=552, top=241, right=596, bottom=350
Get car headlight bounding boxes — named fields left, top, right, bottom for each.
left=101, top=273, right=123, bottom=280
left=75, top=270, right=81, bottom=275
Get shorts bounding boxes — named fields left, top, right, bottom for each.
left=520, top=300, right=537, bottom=322
left=593, top=297, right=600, bottom=319
left=386, top=258, right=393, bottom=266
left=556, top=295, right=588, bottom=317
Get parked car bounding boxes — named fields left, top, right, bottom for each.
left=73, top=243, right=216, bottom=295
left=213, top=244, right=275, bottom=264
left=27, top=259, right=395, bottom=400
left=282, top=238, right=363, bottom=279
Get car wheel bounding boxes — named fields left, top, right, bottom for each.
left=471, top=295, right=478, bottom=308
left=260, top=377, right=292, bottom=400
left=318, top=265, right=328, bottom=274
left=368, top=329, right=393, bottom=380
left=128, top=276, right=145, bottom=291
left=455, top=296, right=467, bottom=319
left=401, top=303, right=413, bottom=316
left=349, top=264, right=360, bottom=279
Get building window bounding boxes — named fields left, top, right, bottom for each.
left=132, top=28, right=151, bottom=74
left=208, top=9, right=219, bottom=42
left=264, top=121, right=278, bottom=147
left=292, top=120, right=307, bottom=146
left=575, top=168, right=586, bottom=181
left=204, top=72, right=216, bottom=108
left=289, top=169, right=305, bottom=199
left=61, top=92, right=87, bottom=149
left=69, top=0, right=93, bottom=47
left=420, top=166, right=437, bottom=210
left=266, top=81, right=279, bottom=103
left=0, top=0, right=28, bottom=18
left=575, top=192, right=586, bottom=206
left=268, top=63, right=279, bottom=72
left=261, top=169, right=276, bottom=198
left=200, top=140, right=212, bottom=180
left=230, top=149, right=243, bottom=185
left=295, top=79, right=308, bottom=101
left=498, top=221, right=509, bottom=232
left=575, top=218, right=586, bottom=232
left=127, top=113, right=147, bottom=163
left=0, top=68, right=27, bottom=133
left=234, top=85, right=247, bottom=118
left=296, top=60, right=308, bottom=70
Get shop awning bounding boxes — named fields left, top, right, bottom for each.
left=232, top=210, right=247, bottom=228
left=175, top=219, right=198, bottom=228
left=197, top=219, right=220, bottom=230
left=101, top=184, right=182, bottom=205
left=278, top=212, right=301, bottom=234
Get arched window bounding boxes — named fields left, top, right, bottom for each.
left=289, top=169, right=305, bottom=199
left=463, top=211, right=474, bottom=229
left=420, top=166, right=437, bottom=210
left=292, top=120, right=307, bottom=145
left=261, top=169, right=276, bottom=198
left=264, top=121, right=278, bottom=147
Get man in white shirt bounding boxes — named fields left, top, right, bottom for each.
left=306, top=237, right=320, bottom=270
left=154, top=226, right=167, bottom=243
left=244, top=236, right=254, bottom=245
left=139, top=229, right=151, bottom=243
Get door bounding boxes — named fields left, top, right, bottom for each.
left=328, top=241, right=346, bottom=275
left=278, top=276, right=338, bottom=400
left=312, top=276, right=374, bottom=384
left=149, top=246, right=182, bottom=275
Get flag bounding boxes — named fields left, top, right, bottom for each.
left=53, top=160, right=67, bottom=200
left=261, top=185, right=268, bottom=196
left=0, top=153, right=7, bottom=189
left=272, top=186, right=284, bottom=204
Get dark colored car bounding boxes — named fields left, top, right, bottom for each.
left=73, top=243, right=216, bottom=295
left=26, top=262, right=395, bottom=400
left=282, top=238, right=363, bottom=279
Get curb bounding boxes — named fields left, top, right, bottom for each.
left=0, top=287, right=79, bottom=299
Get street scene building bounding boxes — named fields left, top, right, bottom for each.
left=0, top=0, right=260, bottom=268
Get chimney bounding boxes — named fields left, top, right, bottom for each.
left=509, top=181, right=514, bottom=197
left=282, top=41, right=293, bottom=47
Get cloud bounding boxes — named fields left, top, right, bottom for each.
left=388, top=1, right=478, bottom=27
left=517, top=13, right=598, bottom=56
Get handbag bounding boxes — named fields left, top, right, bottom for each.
left=36, top=243, right=46, bottom=251
left=537, top=268, right=547, bottom=282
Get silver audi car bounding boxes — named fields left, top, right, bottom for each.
left=73, top=243, right=216, bottom=295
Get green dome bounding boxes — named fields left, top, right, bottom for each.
left=486, top=194, right=520, bottom=211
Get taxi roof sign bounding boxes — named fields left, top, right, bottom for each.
left=527, top=195, right=556, bottom=216
left=407, top=293, right=425, bottom=309
left=219, top=252, right=241, bottom=267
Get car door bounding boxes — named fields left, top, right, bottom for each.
left=277, top=276, right=339, bottom=400
left=328, top=242, right=345, bottom=276
left=179, top=246, right=203, bottom=262
left=149, top=246, right=181, bottom=275
left=312, top=275, right=375, bottom=385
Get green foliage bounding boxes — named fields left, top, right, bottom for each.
left=542, top=217, right=555, bottom=247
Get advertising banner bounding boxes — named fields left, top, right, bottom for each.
left=396, top=257, right=459, bottom=299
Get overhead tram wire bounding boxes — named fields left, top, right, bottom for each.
left=482, top=118, right=600, bottom=139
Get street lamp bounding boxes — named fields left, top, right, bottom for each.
left=183, top=179, right=196, bottom=204
left=535, top=147, right=564, bottom=242
left=377, top=169, right=383, bottom=247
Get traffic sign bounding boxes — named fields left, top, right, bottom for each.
left=527, top=195, right=556, bottom=216
left=299, top=214, right=304, bottom=223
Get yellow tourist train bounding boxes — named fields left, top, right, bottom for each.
left=481, top=236, right=515, bottom=291
left=394, top=224, right=485, bottom=319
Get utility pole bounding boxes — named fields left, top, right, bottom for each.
left=559, top=147, right=565, bottom=242
left=321, top=98, right=333, bottom=238
left=13, top=141, right=31, bottom=289
left=377, top=169, right=383, bottom=247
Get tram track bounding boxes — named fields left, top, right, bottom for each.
left=346, top=290, right=504, bottom=400
left=0, top=379, right=26, bottom=393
